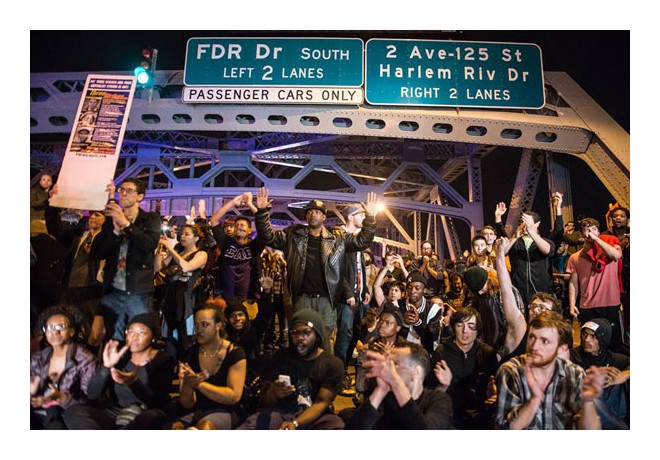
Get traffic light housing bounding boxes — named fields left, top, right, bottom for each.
left=134, top=48, right=155, bottom=86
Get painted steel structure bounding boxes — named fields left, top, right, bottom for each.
left=30, top=70, right=629, bottom=257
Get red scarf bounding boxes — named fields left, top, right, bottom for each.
left=584, top=234, right=623, bottom=292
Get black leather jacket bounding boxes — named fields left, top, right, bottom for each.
left=254, top=208, right=375, bottom=306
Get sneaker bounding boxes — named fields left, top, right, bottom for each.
left=341, top=373, right=355, bottom=396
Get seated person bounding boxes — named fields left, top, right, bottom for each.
left=173, top=299, right=247, bottom=430
left=31, top=306, right=97, bottom=429
left=355, top=303, right=410, bottom=394
left=569, top=319, right=630, bottom=429
left=64, top=312, right=175, bottom=429
left=426, top=307, right=499, bottom=429
left=237, top=309, right=345, bottom=430
left=345, top=342, right=452, bottom=430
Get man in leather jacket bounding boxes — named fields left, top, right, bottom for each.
left=254, top=187, right=378, bottom=352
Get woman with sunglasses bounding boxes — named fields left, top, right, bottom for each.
left=171, top=299, right=247, bottom=430
left=30, top=306, right=97, bottom=429
left=63, top=312, right=175, bottom=429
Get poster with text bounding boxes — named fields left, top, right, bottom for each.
left=50, top=74, right=136, bottom=211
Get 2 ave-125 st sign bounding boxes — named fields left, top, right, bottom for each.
left=183, top=37, right=364, bottom=104
left=365, top=39, right=545, bottom=109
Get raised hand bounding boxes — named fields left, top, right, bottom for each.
left=364, top=191, right=379, bottom=215
left=495, top=202, right=508, bottom=220
left=198, top=199, right=206, bottom=218
left=256, top=187, right=272, bottom=209
left=494, top=236, right=510, bottom=258
left=521, top=213, right=537, bottom=236
left=102, top=340, right=129, bottom=369
left=434, top=360, right=453, bottom=389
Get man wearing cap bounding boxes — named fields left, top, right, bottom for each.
left=400, top=272, right=443, bottom=353
left=237, top=309, right=345, bottom=430
left=495, top=311, right=606, bottom=429
left=569, top=319, right=630, bottom=428
left=208, top=192, right=264, bottom=301
left=334, top=203, right=372, bottom=394
left=254, top=187, right=378, bottom=353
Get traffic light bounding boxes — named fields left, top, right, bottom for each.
left=133, top=48, right=157, bottom=86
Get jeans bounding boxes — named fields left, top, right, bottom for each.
left=101, top=288, right=153, bottom=341
left=334, top=302, right=368, bottom=368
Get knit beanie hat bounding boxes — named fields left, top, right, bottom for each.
left=463, top=266, right=489, bottom=293
left=127, top=312, right=160, bottom=337
left=225, top=298, right=249, bottom=317
left=406, top=271, right=428, bottom=287
left=582, top=318, right=612, bottom=351
left=290, top=309, right=325, bottom=342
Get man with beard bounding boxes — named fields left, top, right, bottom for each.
left=254, top=188, right=377, bottom=353
left=495, top=311, right=606, bottom=429
left=209, top=192, right=264, bottom=301
left=236, top=309, right=345, bottom=430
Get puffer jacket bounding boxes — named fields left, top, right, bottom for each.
left=254, top=208, right=375, bottom=307
left=30, top=343, right=98, bottom=409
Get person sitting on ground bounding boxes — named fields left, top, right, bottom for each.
left=236, top=309, right=345, bottom=430
left=399, top=272, right=443, bottom=353
left=569, top=319, right=630, bottom=429
left=373, top=253, right=408, bottom=309
left=64, top=312, right=175, bottom=429
left=172, top=299, right=247, bottom=430
left=462, top=264, right=524, bottom=354
left=346, top=342, right=452, bottom=430
left=355, top=303, right=411, bottom=394
left=31, top=306, right=97, bottom=429
left=426, top=307, right=499, bottom=429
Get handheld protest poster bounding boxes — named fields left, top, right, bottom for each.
left=50, top=74, right=136, bottom=211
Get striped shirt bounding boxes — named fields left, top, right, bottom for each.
left=495, top=355, right=585, bottom=429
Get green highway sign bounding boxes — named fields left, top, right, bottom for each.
left=185, top=37, right=364, bottom=87
left=365, top=39, right=545, bottom=108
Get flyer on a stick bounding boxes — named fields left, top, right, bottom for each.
left=50, top=74, right=136, bottom=211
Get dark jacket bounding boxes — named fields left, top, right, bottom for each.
left=44, top=204, right=106, bottom=288
left=345, top=389, right=452, bottom=430
left=94, top=208, right=161, bottom=295
left=427, top=339, right=498, bottom=428
left=30, top=343, right=98, bottom=409
left=496, top=221, right=555, bottom=302
left=254, top=208, right=375, bottom=306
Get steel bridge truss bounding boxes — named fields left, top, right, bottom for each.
left=30, top=70, right=629, bottom=257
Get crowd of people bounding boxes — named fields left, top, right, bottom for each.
left=29, top=174, right=630, bottom=430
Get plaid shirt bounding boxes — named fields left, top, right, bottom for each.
left=495, top=355, right=585, bottom=429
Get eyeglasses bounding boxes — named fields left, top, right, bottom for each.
left=117, top=187, right=138, bottom=195
left=43, top=323, right=70, bottom=333
left=290, top=328, right=314, bottom=339
left=126, top=328, right=149, bottom=337
left=529, top=303, right=551, bottom=313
